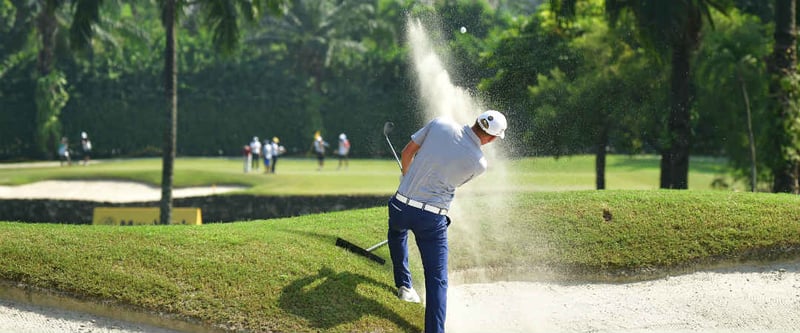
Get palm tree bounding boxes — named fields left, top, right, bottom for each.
left=35, top=0, right=58, bottom=77
left=1, top=1, right=36, bottom=80
left=767, top=0, right=798, bottom=193
left=156, top=0, right=285, bottom=224
left=160, top=0, right=178, bottom=225
left=551, top=0, right=729, bottom=189
left=29, top=0, right=104, bottom=158
left=253, top=0, right=378, bottom=134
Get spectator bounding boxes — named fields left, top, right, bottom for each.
left=262, top=138, right=273, bottom=174
left=58, top=137, right=71, bottom=167
left=270, top=137, right=283, bottom=174
left=311, top=131, right=329, bottom=171
left=250, top=136, right=262, bottom=171
left=243, top=144, right=252, bottom=173
left=337, top=133, right=350, bottom=170
left=80, top=131, right=92, bottom=166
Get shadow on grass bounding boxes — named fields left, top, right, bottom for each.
left=279, top=266, right=418, bottom=332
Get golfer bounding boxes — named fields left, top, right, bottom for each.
left=388, top=110, right=507, bottom=333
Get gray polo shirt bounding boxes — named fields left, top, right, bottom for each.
left=397, top=117, right=487, bottom=210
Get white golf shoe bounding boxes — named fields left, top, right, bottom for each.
left=397, top=286, right=421, bottom=303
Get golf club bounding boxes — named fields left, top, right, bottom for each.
left=340, top=123, right=451, bottom=262
left=334, top=121, right=402, bottom=265
left=383, top=121, right=402, bottom=170
left=334, top=238, right=387, bottom=265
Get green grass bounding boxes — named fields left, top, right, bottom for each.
left=0, top=210, right=421, bottom=332
left=1, top=155, right=794, bottom=332
left=0, top=157, right=402, bottom=195
left=0, top=155, right=741, bottom=194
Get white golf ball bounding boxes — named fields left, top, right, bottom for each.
left=460, top=26, right=467, bottom=34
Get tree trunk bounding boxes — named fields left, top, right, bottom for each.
left=661, top=6, right=702, bottom=190
left=737, top=67, right=757, bottom=192
left=664, top=41, right=692, bottom=189
left=36, top=3, right=56, bottom=76
left=35, top=1, right=58, bottom=158
left=659, top=153, right=670, bottom=188
left=769, top=0, right=799, bottom=193
left=160, top=0, right=178, bottom=224
left=595, top=127, right=608, bottom=190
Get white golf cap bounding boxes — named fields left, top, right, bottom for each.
left=81, top=131, right=87, bottom=139
left=339, top=133, right=346, bottom=140
left=477, top=110, right=507, bottom=139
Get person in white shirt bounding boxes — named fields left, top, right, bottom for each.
left=262, top=139, right=273, bottom=173
left=270, top=137, right=283, bottom=173
left=80, top=131, right=92, bottom=166
left=250, top=137, right=262, bottom=171
left=337, top=133, right=350, bottom=170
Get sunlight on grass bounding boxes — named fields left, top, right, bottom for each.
left=0, top=155, right=743, bottom=194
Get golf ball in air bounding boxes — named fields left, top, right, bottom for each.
left=460, top=26, right=467, bottom=34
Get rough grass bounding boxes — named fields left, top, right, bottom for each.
left=0, top=210, right=422, bottom=332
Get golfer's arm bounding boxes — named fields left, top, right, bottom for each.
left=400, top=140, right=420, bottom=175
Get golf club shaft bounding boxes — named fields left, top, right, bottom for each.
left=365, top=239, right=388, bottom=252
left=385, top=135, right=402, bottom=170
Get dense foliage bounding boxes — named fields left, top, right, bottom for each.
left=1, top=0, right=799, bottom=191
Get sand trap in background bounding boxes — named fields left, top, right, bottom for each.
left=0, top=180, right=245, bottom=202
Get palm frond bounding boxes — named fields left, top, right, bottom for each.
left=69, top=0, right=102, bottom=50
left=550, top=0, right=577, bottom=20
left=205, top=0, right=239, bottom=54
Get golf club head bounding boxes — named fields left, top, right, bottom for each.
left=383, top=122, right=395, bottom=137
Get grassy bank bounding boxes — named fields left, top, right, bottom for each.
left=2, top=190, right=800, bottom=332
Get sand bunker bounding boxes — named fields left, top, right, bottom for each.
left=0, top=180, right=245, bottom=202
left=0, top=298, right=184, bottom=333
left=447, top=261, right=800, bottom=332
left=2, top=261, right=798, bottom=333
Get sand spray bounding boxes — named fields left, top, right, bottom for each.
left=405, top=18, right=518, bottom=282
left=403, top=16, right=793, bottom=333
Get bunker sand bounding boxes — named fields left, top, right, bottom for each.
left=0, top=180, right=245, bottom=202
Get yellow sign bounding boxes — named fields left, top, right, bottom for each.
left=92, top=207, right=202, bottom=226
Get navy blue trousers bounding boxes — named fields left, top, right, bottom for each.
left=387, top=196, right=449, bottom=333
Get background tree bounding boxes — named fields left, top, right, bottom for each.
left=478, top=12, right=581, bottom=156
left=765, top=0, right=800, bottom=193
left=31, top=0, right=104, bottom=158
left=527, top=6, right=666, bottom=189
left=253, top=0, right=379, bottom=138
left=4, top=0, right=800, bottom=198
left=0, top=0, right=31, bottom=81
left=155, top=0, right=286, bottom=223
left=550, top=0, right=731, bottom=189
left=693, top=9, right=771, bottom=191
left=431, top=0, right=500, bottom=91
